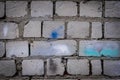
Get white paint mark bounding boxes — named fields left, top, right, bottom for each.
left=3, top=24, right=8, bottom=37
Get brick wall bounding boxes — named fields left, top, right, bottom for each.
left=0, top=0, right=120, bottom=80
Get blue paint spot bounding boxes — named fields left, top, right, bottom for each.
left=84, top=47, right=101, bottom=56
left=50, top=26, right=64, bottom=39
left=51, top=31, right=58, bottom=39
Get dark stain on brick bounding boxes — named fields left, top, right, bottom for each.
left=49, top=59, right=57, bottom=73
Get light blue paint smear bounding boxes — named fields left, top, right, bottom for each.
left=50, top=26, right=64, bottom=39
left=100, top=48, right=119, bottom=57
left=84, top=47, right=101, bottom=56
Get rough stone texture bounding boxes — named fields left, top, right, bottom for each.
left=32, top=79, right=77, bottom=80
left=104, top=60, right=120, bottom=76
left=22, top=59, right=44, bottom=75
left=91, top=22, right=102, bottom=38
left=80, top=1, right=102, bottom=17
left=31, top=1, right=53, bottom=17
left=47, top=58, right=65, bottom=75
left=105, top=22, right=120, bottom=38
left=0, top=2, right=4, bottom=18
left=67, top=21, right=89, bottom=38
left=43, top=21, right=65, bottom=38
left=67, top=59, right=89, bottom=75
left=6, top=1, right=27, bottom=17
left=23, top=21, right=41, bottom=37
left=105, top=1, right=120, bottom=17
left=91, top=60, right=102, bottom=75
left=81, top=79, right=120, bottom=80
left=56, top=1, right=77, bottom=16
left=0, top=42, right=5, bottom=57
left=79, top=40, right=120, bottom=57
left=0, top=22, right=19, bottom=39
left=9, top=77, right=29, bottom=80
left=0, top=60, right=16, bottom=76
left=6, top=41, right=28, bottom=58
left=31, top=40, right=77, bottom=56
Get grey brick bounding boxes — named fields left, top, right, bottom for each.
left=0, top=42, right=5, bottom=57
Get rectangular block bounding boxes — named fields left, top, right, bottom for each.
left=43, top=21, right=65, bottom=39
left=47, top=58, right=65, bottom=75
left=6, top=41, right=28, bottom=58
left=31, top=1, right=53, bottom=17
left=67, top=59, right=89, bottom=75
left=0, top=2, right=4, bottom=17
left=23, top=21, right=41, bottom=37
left=0, top=60, right=16, bottom=76
left=91, top=60, right=102, bottom=75
left=0, top=42, right=5, bottom=57
left=105, top=1, right=120, bottom=17
left=91, top=22, right=102, bottom=38
left=104, top=60, right=120, bottom=76
left=80, top=1, right=102, bottom=17
left=56, top=1, right=77, bottom=16
left=79, top=40, right=120, bottom=57
left=0, top=22, right=19, bottom=39
left=6, top=1, right=27, bottom=17
left=105, top=22, right=120, bottom=38
left=67, top=21, right=89, bottom=38
left=22, top=59, right=44, bottom=75
left=30, top=40, right=77, bottom=56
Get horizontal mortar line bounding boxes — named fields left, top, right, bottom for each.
left=0, top=0, right=120, bottom=1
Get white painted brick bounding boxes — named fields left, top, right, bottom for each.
left=23, top=21, right=41, bottom=37
left=105, top=22, right=120, bottom=38
left=0, top=42, right=5, bottom=57
left=0, top=60, right=16, bottom=76
left=31, top=40, right=77, bottom=56
left=67, top=59, right=89, bottom=75
left=91, top=22, right=102, bottom=38
left=104, top=60, right=120, bottom=76
left=0, top=22, right=19, bottom=39
left=47, top=58, right=65, bottom=75
left=6, top=1, right=27, bottom=17
left=91, top=60, right=102, bottom=75
left=105, top=1, right=120, bottom=17
left=0, top=2, right=4, bottom=17
left=56, top=1, right=77, bottom=16
left=79, top=40, right=120, bottom=57
left=6, top=41, right=28, bottom=58
left=31, top=1, right=53, bottom=17
left=80, top=1, right=102, bottom=17
left=22, top=59, right=44, bottom=75
left=67, top=21, right=89, bottom=38
left=43, top=21, right=65, bottom=38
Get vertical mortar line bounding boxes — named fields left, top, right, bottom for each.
left=64, top=22, right=68, bottom=39
left=101, top=59, right=104, bottom=75
left=102, top=22, right=105, bottom=39
left=28, top=41, right=31, bottom=56
left=27, top=0, right=31, bottom=18
left=76, top=1, right=80, bottom=17
left=76, top=39, right=80, bottom=56
left=41, top=21, right=43, bottom=38
left=89, top=22, right=92, bottom=39
left=53, top=1, right=56, bottom=20
left=63, top=58, right=68, bottom=75
left=44, top=59, right=47, bottom=78
left=89, top=60, right=92, bottom=75
left=4, top=1, right=6, bottom=18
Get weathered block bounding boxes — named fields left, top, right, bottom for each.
left=0, top=42, right=5, bottom=57
left=0, top=60, right=16, bottom=76
left=47, top=58, right=65, bottom=75
left=67, top=59, right=89, bottom=75
left=31, top=1, right=53, bottom=17
left=30, top=40, right=77, bottom=56
left=22, top=59, right=44, bottom=75
left=0, top=22, right=19, bottom=39
left=67, top=21, right=89, bottom=38
left=0, top=2, right=4, bottom=17
left=56, top=1, right=77, bottom=16
left=79, top=40, right=120, bottom=57
left=23, top=21, right=41, bottom=37
left=43, top=21, right=65, bottom=38
left=80, top=1, right=102, bottom=17
left=6, top=1, right=27, bottom=17
left=6, top=41, right=28, bottom=58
